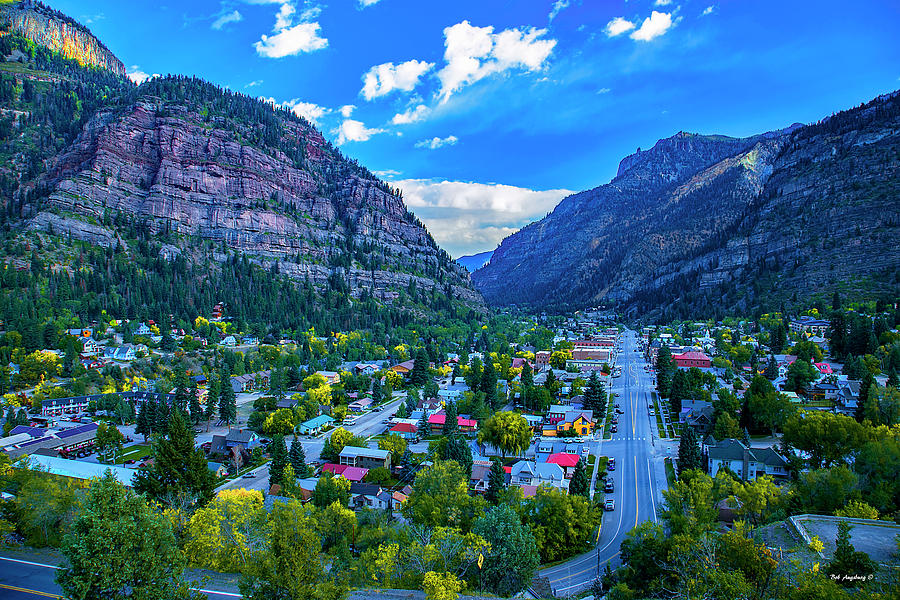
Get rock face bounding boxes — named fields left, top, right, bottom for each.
left=29, top=87, right=481, bottom=308
left=473, top=92, right=900, bottom=315
left=0, top=2, right=126, bottom=76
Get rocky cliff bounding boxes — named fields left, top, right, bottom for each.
left=473, top=93, right=900, bottom=318
left=0, top=1, right=125, bottom=76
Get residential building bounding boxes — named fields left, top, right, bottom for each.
left=672, top=351, right=712, bottom=369
left=428, top=413, right=477, bottom=435
left=390, top=360, right=416, bottom=374
left=1, top=423, right=99, bottom=460
left=546, top=452, right=581, bottom=477
left=388, top=422, right=418, bottom=440
left=552, top=411, right=595, bottom=437
left=104, top=345, right=136, bottom=361
left=339, top=446, right=391, bottom=470
left=510, top=460, right=567, bottom=490
left=298, top=415, right=334, bottom=435
left=789, top=316, right=829, bottom=337
left=221, top=335, right=237, bottom=347
left=535, top=351, right=551, bottom=370
left=321, top=463, right=369, bottom=482
left=705, top=438, right=788, bottom=481
left=27, top=454, right=136, bottom=487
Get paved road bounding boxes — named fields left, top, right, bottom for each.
left=216, top=392, right=408, bottom=493
left=539, top=329, right=669, bottom=596
left=0, top=555, right=241, bottom=599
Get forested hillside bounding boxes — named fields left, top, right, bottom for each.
left=0, top=4, right=484, bottom=337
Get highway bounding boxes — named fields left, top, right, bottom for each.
left=539, top=329, right=670, bottom=596
left=0, top=555, right=241, bottom=599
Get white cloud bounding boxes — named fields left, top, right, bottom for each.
left=273, top=3, right=295, bottom=30
left=415, top=135, right=458, bottom=150
left=361, top=60, right=434, bottom=101
left=339, top=104, right=356, bottom=117
left=395, top=179, right=574, bottom=256
left=391, top=104, right=430, bottom=125
left=437, top=21, right=556, bottom=102
left=597, top=87, right=611, bottom=94
left=280, top=99, right=330, bottom=124
left=549, top=0, right=569, bottom=22
left=702, top=5, right=716, bottom=16
left=245, top=79, right=264, bottom=88
left=127, top=65, right=154, bottom=84
left=255, top=22, right=328, bottom=57
left=358, top=0, right=382, bottom=6
left=604, top=17, right=636, bottom=37
left=630, top=11, right=675, bottom=41
left=212, top=9, right=243, bottom=30
left=654, top=0, right=673, bottom=5
left=335, top=119, right=384, bottom=144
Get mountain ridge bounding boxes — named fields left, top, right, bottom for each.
left=472, top=92, right=900, bottom=318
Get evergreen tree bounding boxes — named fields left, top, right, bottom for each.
left=764, top=355, right=778, bottom=380
left=451, top=363, right=460, bottom=385
left=743, top=427, right=751, bottom=447
left=677, top=425, right=701, bottom=475
left=289, top=437, right=307, bottom=477
left=446, top=434, right=473, bottom=476
left=569, top=458, right=590, bottom=497
left=832, top=291, right=842, bottom=311
left=482, top=358, right=499, bottom=409
left=656, top=347, right=674, bottom=398
left=825, top=521, right=876, bottom=582
left=133, top=410, right=215, bottom=506
left=444, top=400, right=458, bottom=436
left=669, top=369, right=687, bottom=414
left=829, top=311, right=847, bottom=357
left=888, top=367, right=898, bottom=389
left=219, top=368, right=237, bottom=425
left=521, top=361, right=534, bottom=389
left=856, top=369, right=876, bottom=422
left=173, top=367, right=190, bottom=414
left=189, top=383, right=202, bottom=426
left=153, top=401, right=169, bottom=434
left=485, top=458, right=506, bottom=504
left=268, top=434, right=289, bottom=487
left=205, top=373, right=220, bottom=427
left=371, top=377, right=382, bottom=405
left=418, top=410, right=431, bottom=437
left=410, top=348, right=430, bottom=387
left=584, top=370, right=605, bottom=413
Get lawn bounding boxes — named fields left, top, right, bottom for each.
left=652, top=395, right=666, bottom=437
left=664, top=457, right=677, bottom=487
left=602, top=393, right=616, bottom=439
left=115, top=444, right=151, bottom=464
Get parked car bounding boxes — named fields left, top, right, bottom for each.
left=608, top=457, right=616, bottom=470
left=611, top=425, right=617, bottom=433
left=616, top=408, right=624, bottom=414
left=605, top=498, right=615, bottom=511
left=242, top=473, right=255, bottom=479
left=124, top=459, right=136, bottom=465
left=605, top=479, right=614, bottom=493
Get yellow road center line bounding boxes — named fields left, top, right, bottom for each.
left=0, top=583, right=62, bottom=598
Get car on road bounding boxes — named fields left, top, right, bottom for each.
left=614, top=393, right=621, bottom=397
left=372, top=406, right=382, bottom=412
left=614, top=403, right=620, bottom=408
left=611, top=425, right=618, bottom=433
left=616, top=408, right=624, bottom=414
left=608, top=457, right=616, bottom=470
left=571, top=437, right=584, bottom=443
left=242, top=473, right=255, bottom=479
left=605, top=479, right=614, bottom=493
left=604, top=498, right=615, bottom=511
left=381, top=419, right=390, bottom=424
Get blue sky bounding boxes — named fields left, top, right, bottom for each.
left=58, top=0, right=900, bottom=257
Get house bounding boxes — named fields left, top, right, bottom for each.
left=339, top=446, right=392, bottom=470
left=427, top=413, right=477, bottom=435
left=522, top=414, right=543, bottom=431
left=207, top=462, right=229, bottom=477
left=26, top=454, right=136, bottom=487
left=212, top=303, right=225, bottom=320
left=672, top=351, right=712, bottom=369
left=679, top=400, right=714, bottom=435
left=510, top=460, right=567, bottom=490
left=807, top=382, right=839, bottom=404
left=705, top=438, right=788, bottom=481
left=135, top=323, right=151, bottom=336
left=242, top=336, right=259, bottom=346
left=210, top=428, right=260, bottom=455
left=388, top=422, right=418, bottom=440
left=67, top=328, right=93, bottom=338
left=320, top=463, right=369, bottom=482
left=814, top=362, right=834, bottom=375
left=2, top=423, right=99, bottom=460
left=546, top=405, right=569, bottom=424
left=470, top=461, right=493, bottom=493
left=81, top=338, right=100, bottom=356
left=535, top=351, right=551, bottom=370
left=835, top=381, right=861, bottom=415
left=231, top=374, right=254, bottom=393
left=349, top=483, right=390, bottom=510
left=789, top=316, right=829, bottom=337
left=546, top=452, right=581, bottom=477
left=298, top=415, right=334, bottom=435
left=221, top=335, right=237, bottom=347
left=555, top=411, right=595, bottom=436
left=317, top=371, right=340, bottom=385
left=348, top=397, right=373, bottom=413
left=354, top=363, right=380, bottom=375
left=104, top=345, right=136, bottom=361
left=390, top=360, right=416, bottom=375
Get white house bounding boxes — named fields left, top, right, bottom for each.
left=221, top=335, right=237, bottom=347
left=705, top=438, right=788, bottom=481
left=135, top=323, right=151, bottom=336
left=510, top=460, right=567, bottom=490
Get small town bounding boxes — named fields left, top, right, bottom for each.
left=0, top=1, right=899, bottom=599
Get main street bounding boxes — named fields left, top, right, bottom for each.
left=539, top=329, right=670, bottom=596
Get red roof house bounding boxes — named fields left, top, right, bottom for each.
left=428, top=413, right=478, bottom=434
left=672, top=351, right=712, bottom=369
left=389, top=422, right=419, bottom=440
left=547, top=452, right=581, bottom=477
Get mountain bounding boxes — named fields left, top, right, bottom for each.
left=456, top=250, right=493, bottom=273
left=473, top=91, right=900, bottom=319
left=0, top=4, right=483, bottom=334
left=0, top=1, right=125, bottom=76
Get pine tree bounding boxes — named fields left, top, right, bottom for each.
left=584, top=370, right=605, bottom=413
left=410, top=348, right=429, bottom=387
left=289, top=437, right=307, bottom=477
left=569, top=458, right=590, bottom=497
left=856, top=370, right=876, bottom=422
left=656, top=347, right=674, bottom=398
left=418, top=410, right=431, bottom=437
left=173, top=367, right=189, bottom=414
left=451, top=363, right=460, bottom=385
left=133, top=409, right=215, bottom=506
left=764, top=355, right=778, bottom=380
left=189, top=384, right=202, bottom=426
left=481, top=358, right=498, bottom=409
left=521, top=361, right=534, bottom=389
left=269, top=434, right=289, bottom=487
left=205, top=373, right=219, bottom=428
left=153, top=401, right=169, bottom=434
left=888, top=367, right=898, bottom=389
left=485, top=458, right=506, bottom=504
left=444, top=400, right=458, bottom=436
left=219, top=368, right=237, bottom=425
left=677, top=425, right=701, bottom=475
left=446, top=434, right=472, bottom=476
